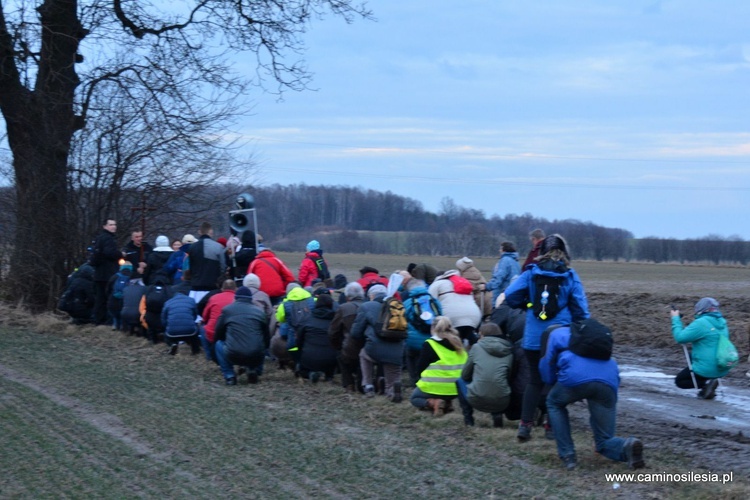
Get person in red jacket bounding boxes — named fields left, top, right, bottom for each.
left=298, top=240, right=330, bottom=287
left=356, top=266, right=388, bottom=292
left=199, top=279, right=237, bottom=362
left=247, top=247, right=296, bottom=305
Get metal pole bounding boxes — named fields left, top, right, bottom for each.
left=682, top=344, right=699, bottom=389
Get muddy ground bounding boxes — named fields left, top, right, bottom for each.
left=582, top=281, right=750, bottom=478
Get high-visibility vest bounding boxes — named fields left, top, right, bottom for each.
left=416, top=339, right=468, bottom=396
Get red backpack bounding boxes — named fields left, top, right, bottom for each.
left=448, top=275, right=473, bottom=295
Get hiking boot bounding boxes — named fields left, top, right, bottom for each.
left=562, top=455, right=577, bottom=470
left=247, top=370, right=259, bottom=384
left=426, top=398, right=446, bottom=417
left=310, top=371, right=321, bottom=384
left=698, top=379, right=719, bottom=400
left=444, top=399, right=454, bottom=414
left=624, top=438, right=645, bottom=469
left=544, top=422, right=555, bottom=440
left=491, top=414, right=504, bottom=428
left=517, top=421, right=533, bottom=442
left=463, top=414, right=475, bottom=426
left=377, top=376, right=385, bottom=395
left=391, top=382, right=403, bottom=403
left=167, top=344, right=178, bottom=355
left=225, top=376, right=237, bottom=386
left=364, top=385, right=375, bottom=398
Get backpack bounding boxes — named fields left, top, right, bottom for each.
left=307, top=255, right=331, bottom=281
left=716, top=332, right=739, bottom=370
left=448, top=275, right=473, bottom=295
left=286, top=298, right=313, bottom=332
left=530, top=274, right=564, bottom=321
left=375, top=297, right=408, bottom=341
left=145, top=285, right=171, bottom=313
left=568, top=318, right=613, bottom=360
left=112, top=272, right=129, bottom=299
left=410, top=292, right=441, bottom=334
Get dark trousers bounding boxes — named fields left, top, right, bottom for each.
left=521, top=349, right=548, bottom=424
left=675, top=367, right=710, bottom=389
left=92, top=281, right=109, bottom=325
left=338, top=354, right=361, bottom=390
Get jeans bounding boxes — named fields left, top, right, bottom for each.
left=410, top=387, right=454, bottom=409
left=199, top=328, right=217, bottom=363
left=546, top=381, right=629, bottom=462
left=215, top=340, right=264, bottom=380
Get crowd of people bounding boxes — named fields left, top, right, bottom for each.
left=57, top=220, right=744, bottom=471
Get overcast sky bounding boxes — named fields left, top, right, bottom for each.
left=239, top=1, right=750, bottom=240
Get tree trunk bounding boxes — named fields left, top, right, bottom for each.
left=1, top=1, right=83, bottom=309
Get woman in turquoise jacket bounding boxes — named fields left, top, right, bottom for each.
left=671, top=297, right=731, bottom=399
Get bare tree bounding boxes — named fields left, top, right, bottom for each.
left=0, top=0, right=373, bottom=308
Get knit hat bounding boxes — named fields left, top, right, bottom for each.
left=306, top=240, right=321, bottom=252
left=242, top=273, right=261, bottom=289
left=217, top=237, right=227, bottom=247
left=694, top=297, right=719, bottom=315
left=367, top=284, right=387, bottom=297
left=235, top=286, right=253, bottom=299
left=456, top=257, right=473, bottom=272
left=286, top=282, right=301, bottom=294
left=181, top=234, right=198, bottom=244
left=334, top=273, right=348, bottom=289
left=120, top=261, right=133, bottom=271
left=155, top=235, right=170, bottom=248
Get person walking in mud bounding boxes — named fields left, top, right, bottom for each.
left=670, top=298, right=733, bottom=399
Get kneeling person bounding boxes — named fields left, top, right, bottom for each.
left=540, top=319, right=644, bottom=470
left=214, top=286, right=270, bottom=385
left=456, top=323, right=513, bottom=427
left=161, top=289, right=200, bottom=355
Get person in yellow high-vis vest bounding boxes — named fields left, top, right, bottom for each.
left=410, top=316, right=468, bottom=416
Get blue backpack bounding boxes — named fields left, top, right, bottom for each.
left=112, top=272, right=129, bottom=299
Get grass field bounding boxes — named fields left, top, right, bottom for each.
left=2, top=255, right=749, bottom=499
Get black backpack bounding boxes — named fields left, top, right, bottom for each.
left=308, top=255, right=331, bottom=281
left=145, top=285, right=171, bottom=313
left=375, top=297, right=408, bottom=341
left=568, top=318, right=613, bottom=360
left=530, top=274, right=564, bottom=321
left=286, top=298, right=313, bottom=333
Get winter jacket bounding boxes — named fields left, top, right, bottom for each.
left=461, top=335, right=514, bottom=413
left=356, top=272, right=388, bottom=292
left=214, top=297, right=270, bottom=362
left=428, top=271, right=481, bottom=329
left=298, top=307, right=338, bottom=372
left=248, top=249, right=296, bottom=299
left=457, top=258, right=492, bottom=317
left=139, top=275, right=173, bottom=332
left=143, top=246, right=173, bottom=286
left=202, top=290, right=236, bottom=343
left=522, top=240, right=543, bottom=270
left=401, top=285, right=442, bottom=352
left=671, top=312, right=731, bottom=379
left=161, top=293, right=198, bottom=337
left=486, top=252, right=521, bottom=303
left=276, top=287, right=315, bottom=350
left=489, top=303, right=526, bottom=344
left=350, top=293, right=404, bottom=366
left=120, top=281, right=146, bottom=327
left=91, top=228, right=122, bottom=282
left=163, top=245, right=189, bottom=284
left=539, top=326, right=619, bottom=392
left=298, top=250, right=327, bottom=287
left=122, top=240, right=153, bottom=271
left=328, top=298, right=365, bottom=361
left=59, top=264, right=95, bottom=319
left=410, top=263, right=439, bottom=285
left=504, top=260, right=589, bottom=351
left=187, top=235, right=227, bottom=292
left=245, top=284, right=273, bottom=321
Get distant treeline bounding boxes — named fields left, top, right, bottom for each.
left=1, top=184, right=748, bottom=274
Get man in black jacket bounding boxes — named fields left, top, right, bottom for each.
left=213, top=286, right=270, bottom=385
left=90, top=219, right=123, bottom=325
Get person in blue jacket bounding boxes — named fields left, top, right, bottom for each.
left=484, top=241, right=521, bottom=305
left=540, top=321, right=645, bottom=471
left=671, top=297, right=732, bottom=399
left=161, top=289, right=199, bottom=355
left=503, top=234, right=590, bottom=442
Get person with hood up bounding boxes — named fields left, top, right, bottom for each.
left=456, top=256, right=492, bottom=318
left=350, top=284, right=405, bottom=402
left=504, top=233, right=590, bottom=442
left=214, top=286, right=270, bottom=385
left=143, top=235, right=174, bottom=286
left=248, top=246, right=296, bottom=305
left=485, top=241, right=521, bottom=305
left=58, top=263, right=96, bottom=324
left=398, top=272, right=443, bottom=386
left=670, top=298, right=733, bottom=399
left=428, top=269, right=482, bottom=345
left=456, top=322, right=513, bottom=427
left=298, top=239, right=330, bottom=288
left=276, top=282, right=315, bottom=370
left=297, top=293, right=338, bottom=382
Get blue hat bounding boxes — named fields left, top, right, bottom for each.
left=306, top=240, right=320, bottom=252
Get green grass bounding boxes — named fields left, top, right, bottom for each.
left=1, top=316, right=748, bottom=499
